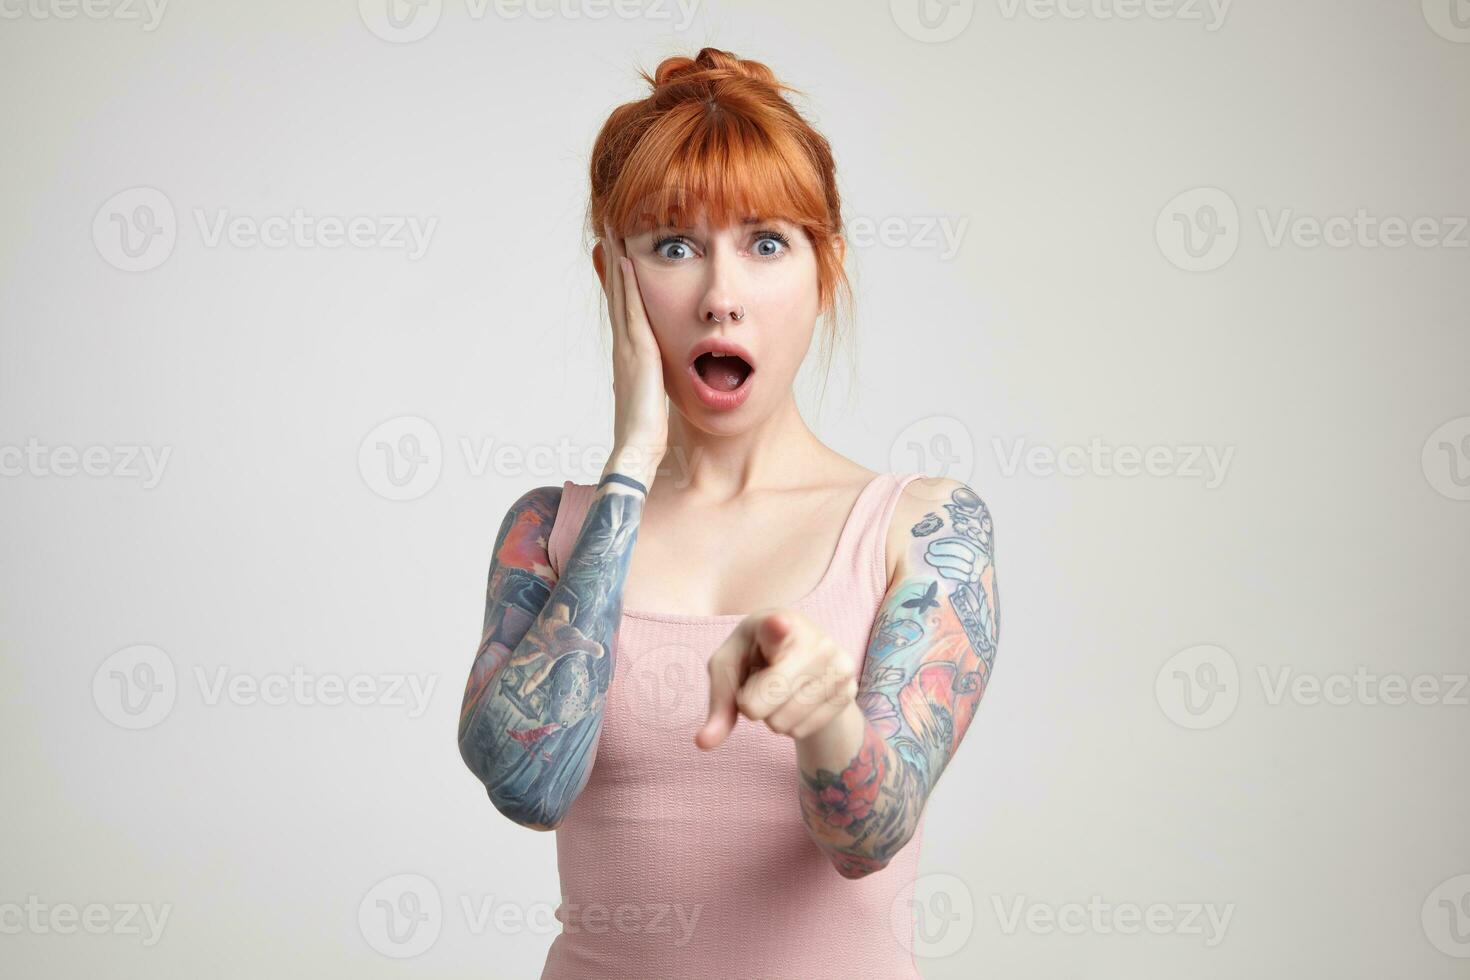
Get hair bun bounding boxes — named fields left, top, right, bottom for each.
left=644, top=47, right=788, bottom=98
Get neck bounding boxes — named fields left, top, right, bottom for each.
left=658, top=392, right=827, bottom=497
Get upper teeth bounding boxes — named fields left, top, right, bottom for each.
left=711, top=352, right=729, bottom=357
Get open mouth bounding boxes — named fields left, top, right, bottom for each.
left=691, top=351, right=754, bottom=392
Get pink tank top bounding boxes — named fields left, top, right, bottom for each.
left=540, top=470, right=929, bottom=980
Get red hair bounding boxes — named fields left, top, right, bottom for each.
left=587, top=48, right=852, bottom=382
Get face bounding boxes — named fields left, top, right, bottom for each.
left=608, top=207, right=825, bottom=431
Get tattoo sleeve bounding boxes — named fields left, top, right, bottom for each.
left=457, top=483, right=644, bottom=830
left=798, top=482, right=1000, bottom=877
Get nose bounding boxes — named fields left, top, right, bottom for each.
left=704, top=305, right=745, bottom=323
left=698, top=242, right=747, bottom=324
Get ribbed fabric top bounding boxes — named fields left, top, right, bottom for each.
left=539, top=471, right=928, bottom=980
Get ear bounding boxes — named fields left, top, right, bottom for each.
left=592, top=239, right=608, bottom=290
left=831, top=233, right=846, bottom=267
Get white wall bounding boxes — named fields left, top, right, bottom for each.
left=1, top=1, right=1467, bottom=976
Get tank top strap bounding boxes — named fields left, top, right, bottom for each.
left=546, top=479, right=596, bottom=578
left=835, top=471, right=928, bottom=599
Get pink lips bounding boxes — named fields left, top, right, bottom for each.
left=686, top=339, right=756, bottom=411
left=688, top=359, right=755, bottom=410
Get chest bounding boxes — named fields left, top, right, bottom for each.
left=620, top=494, right=853, bottom=619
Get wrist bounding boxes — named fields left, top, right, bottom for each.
left=602, top=445, right=663, bottom=488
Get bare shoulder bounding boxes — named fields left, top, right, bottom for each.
left=884, top=476, right=995, bottom=585
left=492, top=485, right=564, bottom=573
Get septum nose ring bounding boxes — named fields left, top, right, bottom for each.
left=707, top=306, right=745, bottom=323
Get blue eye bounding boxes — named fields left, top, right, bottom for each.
left=650, top=229, right=793, bottom=261
left=753, top=230, right=791, bottom=257
left=652, top=235, right=692, bottom=261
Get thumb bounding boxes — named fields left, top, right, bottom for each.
left=695, top=659, right=740, bottom=750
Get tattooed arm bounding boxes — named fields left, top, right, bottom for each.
left=457, top=481, right=645, bottom=831
left=797, top=478, right=1000, bottom=878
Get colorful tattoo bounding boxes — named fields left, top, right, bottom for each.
left=799, top=482, right=1000, bottom=876
left=458, top=485, right=644, bottom=829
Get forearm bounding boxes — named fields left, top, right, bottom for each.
left=794, top=703, right=927, bottom=879
left=458, top=481, right=645, bottom=828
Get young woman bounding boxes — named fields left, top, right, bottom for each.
left=457, top=47, right=1001, bottom=980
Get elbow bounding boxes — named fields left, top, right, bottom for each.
left=827, top=828, right=918, bottom=881
left=459, top=734, right=566, bottom=831
left=487, top=785, right=565, bottom=832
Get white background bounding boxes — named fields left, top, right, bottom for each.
left=1, top=1, right=1467, bottom=977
